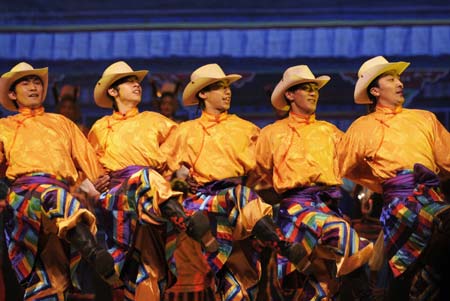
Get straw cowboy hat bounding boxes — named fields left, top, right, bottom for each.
left=94, top=61, right=148, bottom=108
left=271, top=65, right=330, bottom=111
left=0, top=62, right=48, bottom=111
left=182, top=64, right=241, bottom=106
left=354, top=56, right=410, bottom=104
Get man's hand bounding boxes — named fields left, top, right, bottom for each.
left=357, top=186, right=373, bottom=217
left=78, top=179, right=102, bottom=200
left=185, top=175, right=200, bottom=194
left=93, top=174, right=110, bottom=193
left=361, top=197, right=373, bottom=217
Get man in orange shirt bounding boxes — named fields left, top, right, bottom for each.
left=162, top=64, right=306, bottom=300
left=339, top=56, right=450, bottom=300
left=0, top=62, right=115, bottom=300
left=255, top=65, right=372, bottom=300
left=89, top=61, right=215, bottom=300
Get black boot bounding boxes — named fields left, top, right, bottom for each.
left=252, top=216, right=309, bottom=272
left=66, top=223, right=117, bottom=285
left=160, top=197, right=219, bottom=252
left=340, top=266, right=371, bottom=300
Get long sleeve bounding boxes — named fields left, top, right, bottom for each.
left=0, top=110, right=103, bottom=184
left=255, top=113, right=342, bottom=194
left=87, top=126, right=106, bottom=166
left=338, top=117, right=382, bottom=193
left=70, top=121, right=104, bottom=182
left=431, top=113, right=450, bottom=178
left=251, top=124, right=275, bottom=191
left=161, top=112, right=259, bottom=184
left=339, top=107, right=448, bottom=193
left=88, top=109, right=177, bottom=173
left=160, top=124, right=184, bottom=177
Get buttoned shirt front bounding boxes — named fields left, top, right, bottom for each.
left=338, top=106, right=450, bottom=192
left=88, top=108, right=177, bottom=173
left=255, top=112, right=343, bottom=193
left=0, top=106, right=103, bottom=183
left=161, top=111, right=259, bottom=184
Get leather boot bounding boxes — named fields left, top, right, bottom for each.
left=252, top=216, right=309, bottom=272
left=66, top=223, right=117, bottom=285
left=160, top=197, right=218, bottom=252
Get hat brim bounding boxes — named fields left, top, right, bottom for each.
left=354, top=61, right=410, bottom=104
left=0, top=68, right=48, bottom=111
left=182, top=74, right=242, bottom=106
left=94, top=70, right=148, bottom=108
left=271, top=76, right=330, bottom=111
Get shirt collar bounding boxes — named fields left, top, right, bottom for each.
left=288, top=111, right=316, bottom=124
left=112, top=107, right=139, bottom=120
left=18, top=106, right=45, bottom=117
left=375, top=104, right=403, bottom=115
left=200, top=111, right=229, bottom=124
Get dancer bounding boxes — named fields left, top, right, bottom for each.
left=89, top=61, right=215, bottom=300
left=255, top=65, right=373, bottom=300
left=0, top=62, right=115, bottom=300
left=162, top=63, right=306, bottom=300
left=339, top=56, right=450, bottom=300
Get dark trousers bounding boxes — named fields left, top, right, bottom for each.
left=386, top=267, right=414, bottom=301
left=0, top=212, right=24, bottom=301
left=387, top=207, right=450, bottom=301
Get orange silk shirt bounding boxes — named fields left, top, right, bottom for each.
left=0, top=107, right=103, bottom=183
left=254, top=112, right=343, bottom=194
left=88, top=108, right=177, bottom=173
left=161, top=111, right=259, bottom=184
left=338, top=106, right=450, bottom=193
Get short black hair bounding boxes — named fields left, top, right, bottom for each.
left=283, top=82, right=319, bottom=105
left=107, top=75, right=139, bottom=111
left=9, top=75, right=43, bottom=93
left=196, top=98, right=206, bottom=111
left=106, top=94, right=119, bottom=112
left=9, top=75, right=44, bottom=109
left=195, top=82, right=219, bottom=110
left=110, top=75, right=138, bottom=88
left=366, top=75, right=382, bottom=113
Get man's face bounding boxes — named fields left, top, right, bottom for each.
left=8, top=75, right=44, bottom=109
left=285, top=82, right=319, bottom=115
left=371, top=71, right=405, bottom=108
left=200, top=80, right=232, bottom=114
left=58, top=98, right=79, bottom=122
left=160, top=95, right=177, bottom=118
left=111, top=76, right=142, bottom=106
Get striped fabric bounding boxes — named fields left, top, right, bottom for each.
left=216, top=265, right=258, bottom=301
left=265, top=256, right=330, bottom=301
left=167, top=181, right=263, bottom=300
left=99, top=166, right=172, bottom=300
left=165, top=288, right=215, bottom=301
left=182, top=183, right=260, bottom=274
left=273, top=186, right=372, bottom=300
left=380, top=164, right=450, bottom=278
left=351, top=217, right=383, bottom=242
left=409, top=264, right=440, bottom=301
left=163, top=233, right=215, bottom=301
left=5, top=173, right=95, bottom=301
